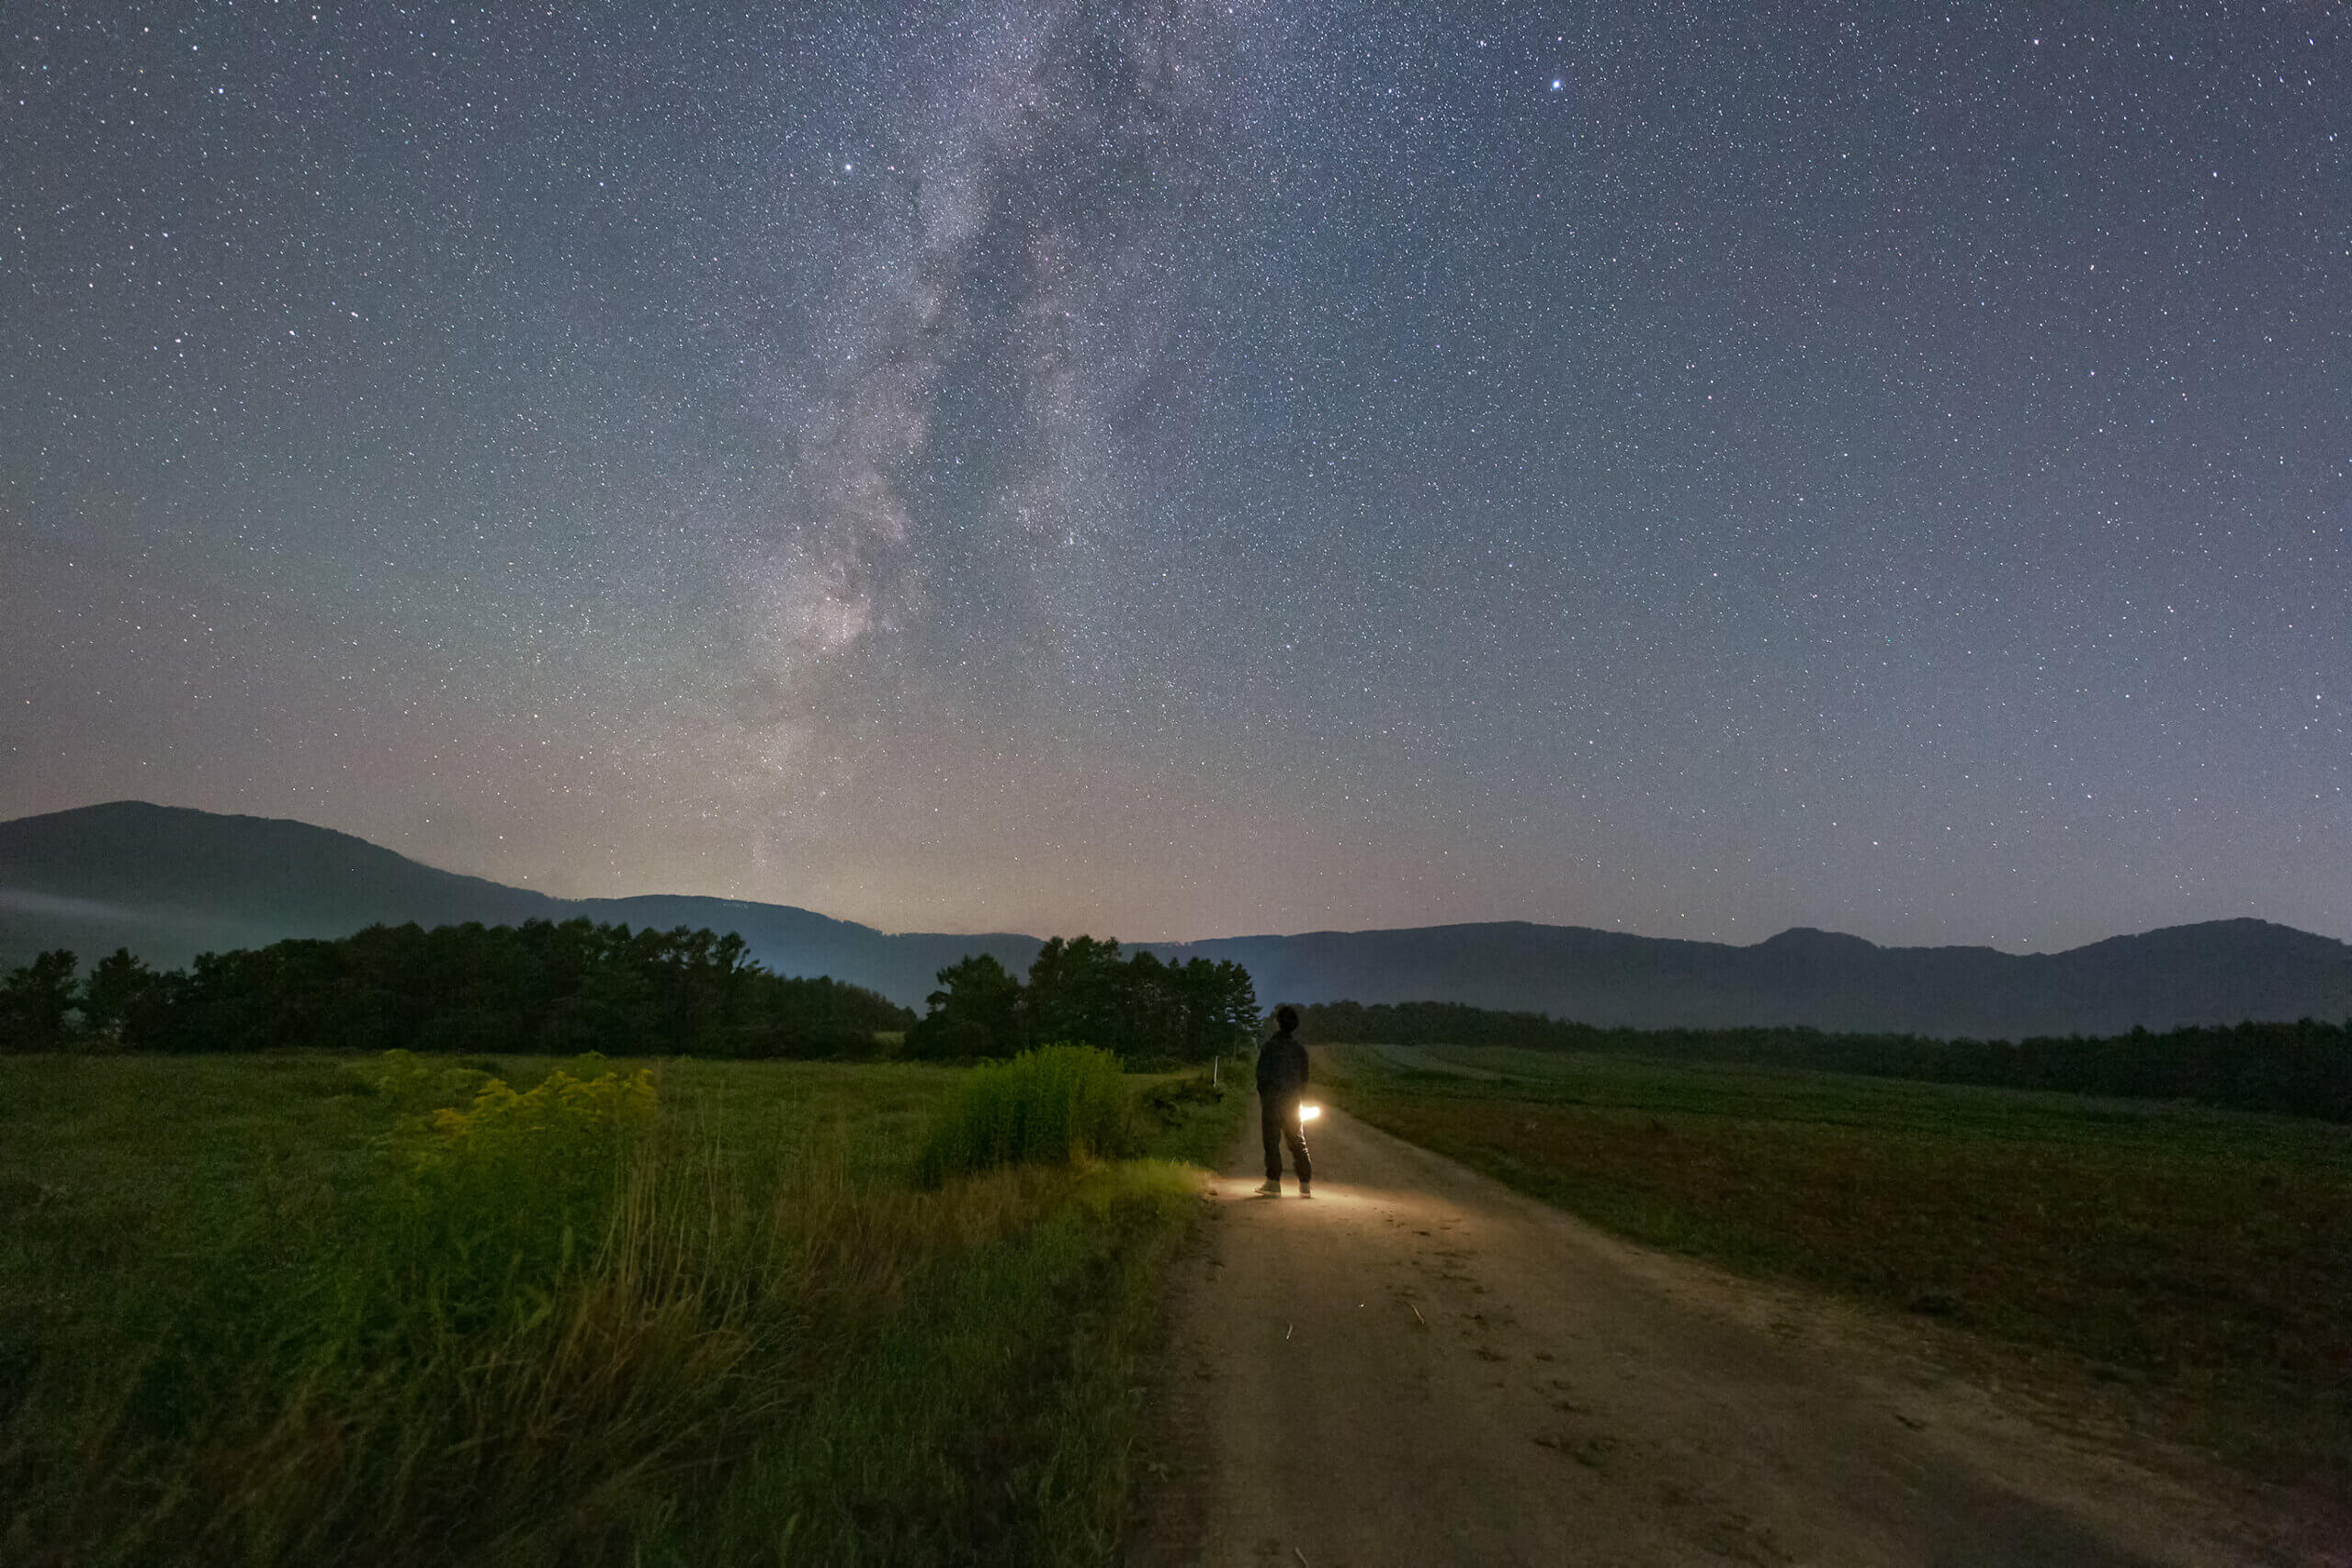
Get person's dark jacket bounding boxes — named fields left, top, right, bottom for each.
left=1256, top=1030, right=1309, bottom=1098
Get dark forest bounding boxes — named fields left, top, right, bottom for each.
left=0, top=920, right=912, bottom=1059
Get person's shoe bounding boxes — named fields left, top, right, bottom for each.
left=1298, top=1181, right=1312, bottom=1199
left=1254, top=1180, right=1283, bottom=1197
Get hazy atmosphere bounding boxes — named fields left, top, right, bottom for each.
left=5, top=3, right=2346, bottom=948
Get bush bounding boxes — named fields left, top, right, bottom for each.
left=917, top=1044, right=1135, bottom=1184
left=901, top=1014, right=995, bottom=1062
left=322, top=1053, right=662, bottom=1353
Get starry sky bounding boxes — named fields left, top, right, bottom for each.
left=3, top=3, right=2346, bottom=950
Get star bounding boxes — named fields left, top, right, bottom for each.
left=0, top=4, right=2341, bottom=950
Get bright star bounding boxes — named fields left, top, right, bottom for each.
left=1551, top=78, right=1563, bottom=91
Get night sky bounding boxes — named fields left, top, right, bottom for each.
left=4, top=4, right=2346, bottom=949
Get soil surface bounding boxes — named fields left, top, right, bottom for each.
left=1125, top=1106, right=2325, bottom=1568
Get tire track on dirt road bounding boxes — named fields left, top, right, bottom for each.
left=1125, top=1106, right=2301, bottom=1568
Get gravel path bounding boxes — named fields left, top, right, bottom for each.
left=1125, top=1105, right=2299, bottom=1568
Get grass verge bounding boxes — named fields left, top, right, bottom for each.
left=0, top=1051, right=1245, bottom=1567
left=1319, top=1043, right=2352, bottom=1494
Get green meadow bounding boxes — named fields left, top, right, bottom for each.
left=1319, top=1042, right=2352, bottom=1491
left=0, top=1049, right=1244, bottom=1568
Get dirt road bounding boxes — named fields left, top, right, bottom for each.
left=1125, top=1106, right=2307, bottom=1568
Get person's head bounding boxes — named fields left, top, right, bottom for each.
left=1274, top=1004, right=1299, bottom=1035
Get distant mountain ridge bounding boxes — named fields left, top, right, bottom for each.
left=3, top=802, right=2346, bottom=1037
left=1155, top=919, right=2352, bottom=1038
left=0, top=803, right=1043, bottom=1010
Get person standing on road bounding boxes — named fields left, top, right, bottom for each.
left=1255, top=1004, right=1313, bottom=1197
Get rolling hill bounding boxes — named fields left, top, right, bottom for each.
left=4, top=801, right=2346, bottom=1036
left=0, top=802, right=1040, bottom=1007
left=1154, top=919, right=2352, bottom=1038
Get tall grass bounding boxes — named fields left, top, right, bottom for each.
left=0, top=1052, right=1238, bottom=1567
left=916, top=1043, right=1135, bottom=1184
left=6, top=1053, right=729, bottom=1564
left=659, top=1159, right=1198, bottom=1566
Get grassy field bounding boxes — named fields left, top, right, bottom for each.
left=0, top=1050, right=1245, bottom=1567
left=1319, top=1043, right=2352, bottom=1491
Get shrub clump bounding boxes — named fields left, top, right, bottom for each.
left=359, top=1054, right=661, bottom=1334
left=919, top=1043, right=1134, bottom=1184
left=402, top=1055, right=658, bottom=1167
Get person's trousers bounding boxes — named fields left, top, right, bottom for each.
left=1261, top=1093, right=1312, bottom=1184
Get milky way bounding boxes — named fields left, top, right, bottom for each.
left=3, top=4, right=2346, bottom=948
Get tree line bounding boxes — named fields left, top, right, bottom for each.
left=907, top=935, right=1260, bottom=1065
left=0, top=920, right=912, bottom=1057
left=1298, top=999, right=2352, bottom=1122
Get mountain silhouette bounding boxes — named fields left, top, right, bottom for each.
left=0, top=803, right=1040, bottom=1007
left=4, top=802, right=2346, bottom=1037
left=1149, top=919, right=2352, bottom=1037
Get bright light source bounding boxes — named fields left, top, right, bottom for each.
left=1299, top=1103, right=1322, bottom=1121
